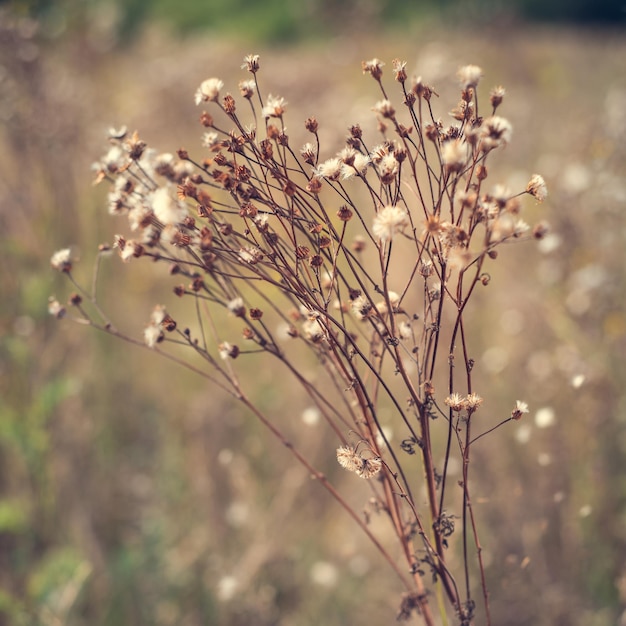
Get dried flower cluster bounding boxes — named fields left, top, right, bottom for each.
left=51, top=56, right=547, bottom=626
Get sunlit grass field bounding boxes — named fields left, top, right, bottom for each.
left=1, top=8, right=626, bottom=625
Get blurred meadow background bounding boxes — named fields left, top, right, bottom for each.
left=2, top=0, right=626, bottom=624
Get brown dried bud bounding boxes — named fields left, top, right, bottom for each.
left=306, top=176, right=323, bottom=195
left=177, top=148, right=189, bottom=160
left=310, top=255, right=324, bottom=268
left=200, top=111, right=214, bottom=127
left=69, top=292, right=82, bottom=306
left=296, top=245, right=310, bottom=259
left=337, top=205, right=353, bottom=221
left=250, top=308, right=263, bottom=320
left=305, top=117, right=319, bottom=133
left=533, top=221, right=549, bottom=239
left=174, top=285, right=186, bottom=297
left=223, top=94, right=236, bottom=114
left=476, top=165, right=488, bottom=181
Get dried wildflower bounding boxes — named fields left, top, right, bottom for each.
left=342, top=153, right=370, bottom=179
left=50, top=248, right=73, bottom=273
left=239, top=246, right=263, bottom=264
left=300, top=142, right=317, bottom=165
left=441, top=139, right=467, bottom=172
left=372, top=205, right=409, bottom=242
left=445, top=393, right=466, bottom=412
left=227, top=297, right=246, bottom=317
left=511, top=400, right=529, bottom=421
left=465, top=393, right=484, bottom=411
left=48, top=297, right=66, bottom=319
left=262, top=94, right=287, bottom=119
left=490, top=85, right=506, bottom=110
left=302, top=317, right=326, bottom=343
left=526, top=174, right=548, bottom=202
left=151, top=187, right=188, bottom=225
left=351, top=294, right=373, bottom=320
left=373, top=99, right=395, bottom=118
left=480, top=116, right=512, bottom=151
left=379, top=153, right=399, bottom=184
left=362, top=58, right=384, bottom=80
left=144, top=324, right=163, bottom=348
left=241, top=54, right=260, bottom=73
left=392, top=58, right=407, bottom=82
left=316, top=157, right=342, bottom=181
left=457, top=64, right=483, bottom=88
left=336, top=446, right=382, bottom=479
left=195, top=78, right=224, bottom=105
left=202, top=131, right=221, bottom=150
left=238, top=79, right=255, bottom=99
left=219, top=342, right=240, bottom=360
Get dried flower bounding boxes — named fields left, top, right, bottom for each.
left=144, top=324, right=163, bottom=348
left=490, top=85, right=506, bottom=110
left=511, top=400, right=529, bottom=421
left=336, top=446, right=382, bottom=479
left=480, top=116, right=513, bottom=151
left=262, top=94, right=287, bottom=119
left=47, top=297, right=66, bottom=319
left=457, top=64, right=483, bottom=88
left=445, top=393, right=466, bottom=412
left=241, top=54, right=260, bottom=73
left=151, top=187, right=188, bottom=225
left=195, top=78, right=224, bottom=105
left=526, top=174, right=548, bottom=202
left=50, top=248, right=73, bottom=273
left=441, top=140, right=467, bottom=172
left=372, top=205, right=409, bottom=242
left=465, top=393, right=484, bottom=411
left=316, top=157, right=343, bottom=181
left=219, top=342, right=240, bottom=360
left=362, top=58, right=384, bottom=80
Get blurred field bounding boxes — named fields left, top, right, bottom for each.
left=1, top=5, right=626, bottom=625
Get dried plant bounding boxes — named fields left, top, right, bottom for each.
left=50, top=54, right=548, bottom=625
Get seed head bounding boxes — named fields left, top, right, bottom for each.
left=336, top=445, right=382, bottom=479
left=511, top=400, right=529, bottom=421
left=195, top=78, right=224, bottom=105
left=490, top=85, right=506, bottom=110
left=457, top=64, right=483, bottom=88
left=362, top=58, right=384, bottom=80
left=241, top=54, right=260, bottom=73
left=50, top=248, right=73, bottom=273
left=372, top=205, right=409, bottom=242
left=262, top=94, right=287, bottom=119
left=526, top=174, right=548, bottom=202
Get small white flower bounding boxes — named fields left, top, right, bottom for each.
left=481, top=116, right=513, bottom=151
left=202, top=132, right=221, bottom=150
left=511, top=400, right=529, bottom=421
left=50, top=248, right=73, bottom=272
left=315, top=157, right=342, bottom=181
left=48, top=297, right=66, bottom=319
left=373, top=99, right=395, bottom=118
left=151, top=187, right=187, bottom=226
left=372, top=205, right=409, bottom=242
left=526, top=174, right=548, bottom=202
left=195, top=78, right=224, bottom=105
left=457, top=64, right=483, bottom=88
left=351, top=294, right=372, bottom=320
left=261, top=94, right=287, bottom=118
left=144, top=324, right=163, bottom=348
left=441, top=140, right=467, bottom=171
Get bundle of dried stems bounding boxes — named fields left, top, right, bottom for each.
left=50, top=54, right=547, bottom=625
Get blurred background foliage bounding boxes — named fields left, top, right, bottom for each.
left=1, top=0, right=626, bottom=624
